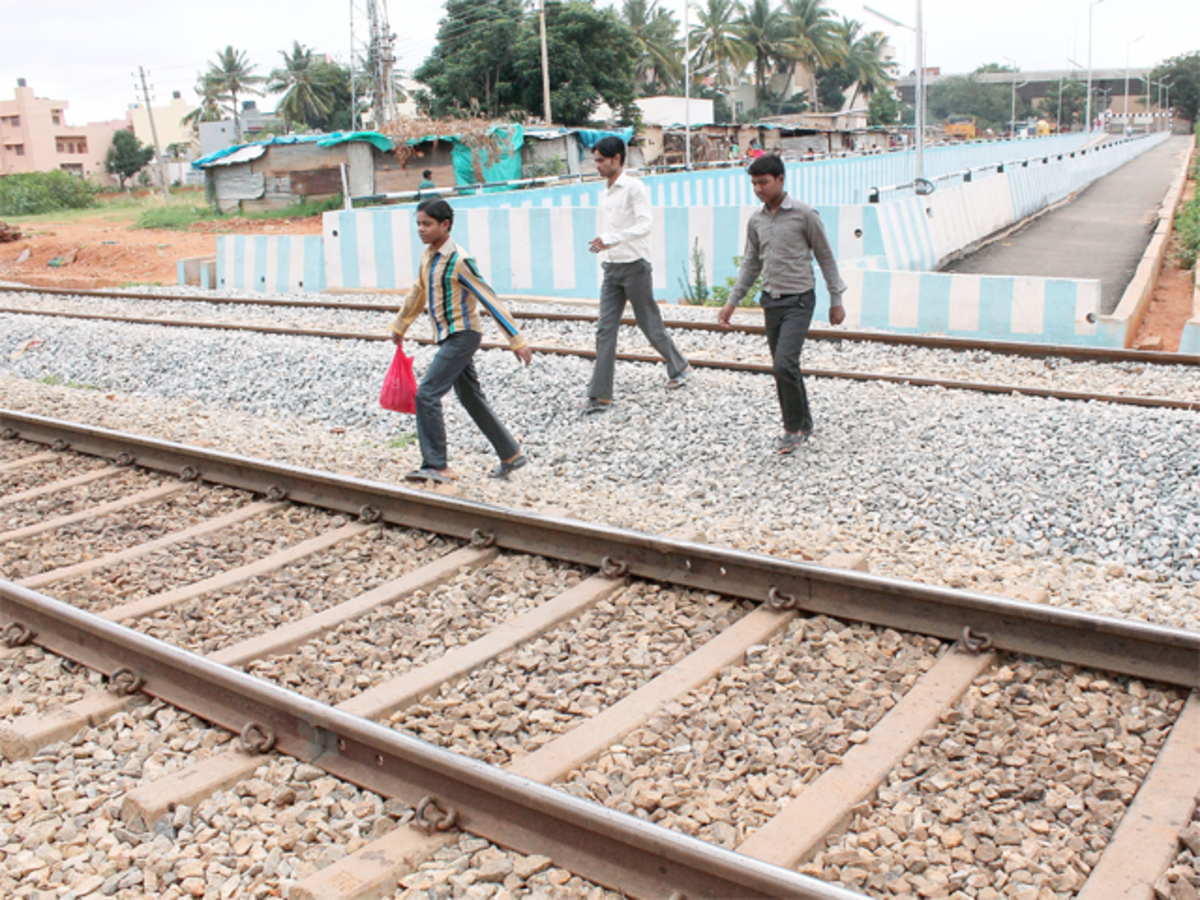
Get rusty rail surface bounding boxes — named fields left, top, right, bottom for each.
left=3, top=410, right=1197, bottom=689
left=1, top=307, right=1196, bottom=411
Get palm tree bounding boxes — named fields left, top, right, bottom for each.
left=621, top=0, right=685, bottom=95
left=734, top=0, right=789, bottom=103
left=268, top=42, right=338, bottom=131
left=208, top=46, right=264, bottom=142
left=689, top=0, right=752, bottom=90
left=779, top=0, right=841, bottom=112
left=843, top=27, right=896, bottom=109
left=181, top=72, right=227, bottom=134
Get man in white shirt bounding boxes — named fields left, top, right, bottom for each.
left=582, top=136, right=691, bottom=415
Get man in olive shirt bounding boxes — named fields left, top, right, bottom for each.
left=718, top=155, right=846, bottom=453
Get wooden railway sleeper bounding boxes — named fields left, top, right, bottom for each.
left=240, top=721, right=277, bottom=754
left=2, top=622, right=35, bottom=648
left=960, top=625, right=994, bottom=653
left=413, top=796, right=458, bottom=834
left=106, top=667, right=145, bottom=695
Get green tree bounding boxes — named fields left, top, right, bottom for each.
left=867, top=88, right=898, bottom=125
left=1039, top=79, right=1087, bottom=130
left=208, top=46, right=265, bottom=142
left=927, top=74, right=1032, bottom=133
left=1151, top=51, right=1200, bottom=124
left=689, top=0, right=752, bottom=90
left=816, top=65, right=854, bottom=111
left=514, top=1, right=640, bottom=126
left=735, top=0, right=789, bottom=103
left=181, top=72, right=226, bottom=134
left=621, top=0, right=683, bottom=95
left=843, top=26, right=894, bottom=108
left=415, top=0, right=525, bottom=119
left=778, top=0, right=841, bottom=112
left=268, top=42, right=339, bottom=132
left=105, top=130, right=155, bottom=190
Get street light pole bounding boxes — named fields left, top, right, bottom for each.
left=863, top=3, right=922, bottom=181
left=1124, top=35, right=1143, bottom=126
left=539, top=0, right=552, bottom=126
left=1085, top=0, right=1104, bottom=134
left=684, top=0, right=691, bottom=169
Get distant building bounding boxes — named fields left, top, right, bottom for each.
left=126, top=91, right=196, bottom=155
left=0, top=79, right=125, bottom=182
left=197, top=101, right=284, bottom=157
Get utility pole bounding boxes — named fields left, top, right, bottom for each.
left=1085, top=0, right=1104, bottom=135
left=349, top=0, right=358, bottom=130
left=539, top=0, right=552, bottom=125
left=684, top=0, right=691, bottom=168
left=137, top=66, right=170, bottom=200
left=367, top=0, right=398, bottom=128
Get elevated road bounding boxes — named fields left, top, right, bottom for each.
left=943, top=134, right=1191, bottom=314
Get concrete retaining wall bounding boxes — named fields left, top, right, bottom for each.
left=209, top=133, right=1170, bottom=347
left=213, top=235, right=325, bottom=293
left=1178, top=266, right=1200, bottom=354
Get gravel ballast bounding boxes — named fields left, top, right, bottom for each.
left=1, top=310, right=1197, bottom=631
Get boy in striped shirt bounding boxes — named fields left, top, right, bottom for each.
left=390, top=199, right=533, bottom=483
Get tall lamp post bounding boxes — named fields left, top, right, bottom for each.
left=1002, top=57, right=1028, bottom=137
left=863, top=3, right=924, bottom=182
left=1085, top=0, right=1104, bottom=134
left=1124, top=35, right=1144, bottom=127
left=684, top=0, right=691, bottom=169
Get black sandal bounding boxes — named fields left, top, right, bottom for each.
left=489, top=453, right=528, bottom=479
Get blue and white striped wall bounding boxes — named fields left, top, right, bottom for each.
left=214, top=235, right=325, bottom=293
left=842, top=270, right=1100, bottom=344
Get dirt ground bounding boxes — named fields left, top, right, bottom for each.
left=1132, top=168, right=1197, bottom=352
left=0, top=213, right=322, bottom=290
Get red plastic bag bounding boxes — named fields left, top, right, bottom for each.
left=379, top=346, right=417, bottom=414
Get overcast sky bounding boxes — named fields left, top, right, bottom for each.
left=3, top=0, right=1194, bottom=125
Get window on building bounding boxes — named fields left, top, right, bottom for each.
left=57, top=142, right=65, bottom=153
left=78, top=140, right=87, bottom=154
left=14, top=144, right=24, bottom=156
left=9, top=116, right=18, bottom=128
left=51, top=111, right=61, bottom=125
left=60, top=163, right=84, bottom=175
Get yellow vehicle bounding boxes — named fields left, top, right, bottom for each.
left=944, top=115, right=977, bottom=140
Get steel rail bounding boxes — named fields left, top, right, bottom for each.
left=3, top=307, right=1196, bottom=412
left=2, top=409, right=1197, bottom=688
left=3, top=284, right=1197, bottom=367
left=0, top=580, right=856, bottom=900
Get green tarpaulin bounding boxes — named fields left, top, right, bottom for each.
left=409, top=125, right=525, bottom=190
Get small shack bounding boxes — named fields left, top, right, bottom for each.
left=193, top=133, right=400, bottom=213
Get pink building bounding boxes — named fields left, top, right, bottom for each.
left=0, top=79, right=127, bottom=183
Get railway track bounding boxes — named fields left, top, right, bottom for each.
left=2, top=286, right=1198, bottom=412
left=1, top=410, right=1198, bottom=899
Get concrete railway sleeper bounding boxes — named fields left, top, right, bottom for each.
left=2, top=298, right=1199, bottom=412
left=0, top=420, right=1197, bottom=899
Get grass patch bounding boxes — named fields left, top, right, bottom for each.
left=241, top=195, right=345, bottom=220
left=136, top=204, right=220, bottom=230
left=36, top=375, right=98, bottom=390
left=385, top=433, right=417, bottom=450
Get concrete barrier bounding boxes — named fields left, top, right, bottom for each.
left=214, top=235, right=325, bottom=293
left=1178, top=267, right=1200, bottom=354
left=1098, top=133, right=1195, bottom=348
left=176, top=256, right=216, bottom=288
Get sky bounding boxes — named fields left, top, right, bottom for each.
left=2, top=0, right=1195, bottom=126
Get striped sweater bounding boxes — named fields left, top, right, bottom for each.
left=390, top=238, right=527, bottom=350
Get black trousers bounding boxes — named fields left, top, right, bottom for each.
left=415, top=331, right=520, bottom=469
left=762, top=290, right=816, bottom=434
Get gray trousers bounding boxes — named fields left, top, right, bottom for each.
left=416, top=331, right=519, bottom=470
left=589, top=259, right=689, bottom=401
left=763, top=291, right=816, bottom=434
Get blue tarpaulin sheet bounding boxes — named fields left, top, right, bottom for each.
left=193, top=131, right=394, bottom=170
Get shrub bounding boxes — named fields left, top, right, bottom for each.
left=1176, top=193, right=1200, bottom=270
left=0, top=170, right=100, bottom=216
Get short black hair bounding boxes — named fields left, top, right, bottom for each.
left=592, top=136, right=626, bottom=166
left=417, top=198, right=454, bottom=227
left=422, top=169, right=433, bottom=179
left=747, top=154, right=785, bottom=178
